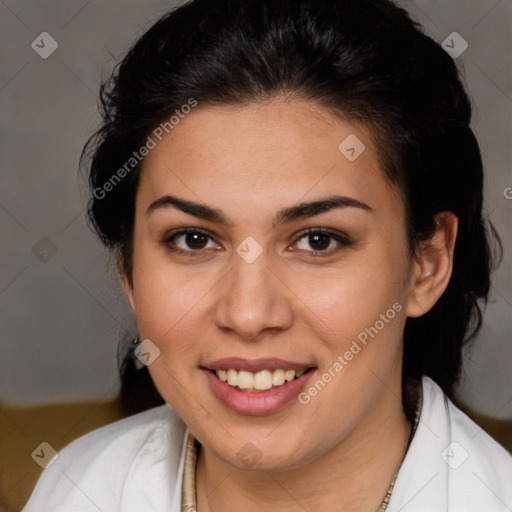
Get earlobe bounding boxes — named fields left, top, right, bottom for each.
left=117, top=256, right=136, bottom=313
left=406, top=211, right=458, bottom=318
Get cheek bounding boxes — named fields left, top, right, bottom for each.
left=293, top=267, right=407, bottom=415
left=129, top=237, right=213, bottom=339
left=294, top=254, right=408, bottom=347
left=133, top=269, right=210, bottom=338
left=132, top=266, right=209, bottom=403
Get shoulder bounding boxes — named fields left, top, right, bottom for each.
left=22, top=404, right=187, bottom=512
left=423, top=376, right=512, bottom=469
left=388, top=376, right=512, bottom=512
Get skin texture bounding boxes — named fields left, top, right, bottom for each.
left=120, top=97, right=458, bottom=511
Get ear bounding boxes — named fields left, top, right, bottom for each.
left=406, top=211, right=458, bottom=318
left=117, top=254, right=136, bottom=313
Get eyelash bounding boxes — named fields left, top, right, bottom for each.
left=161, top=227, right=352, bottom=258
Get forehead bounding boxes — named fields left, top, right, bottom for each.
left=138, top=98, right=399, bottom=216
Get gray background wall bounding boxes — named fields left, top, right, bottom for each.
left=1, top=0, right=511, bottom=418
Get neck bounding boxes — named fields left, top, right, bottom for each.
left=195, top=376, right=412, bottom=512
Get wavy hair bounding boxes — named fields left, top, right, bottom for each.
left=82, top=0, right=501, bottom=407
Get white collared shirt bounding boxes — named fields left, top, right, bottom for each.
left=22, top=377, right=512, bottom=512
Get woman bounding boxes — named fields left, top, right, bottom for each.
left=23, top=0, right=512, bottom=511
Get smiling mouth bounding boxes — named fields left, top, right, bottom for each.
left=210, top=368, right=315, bottom=392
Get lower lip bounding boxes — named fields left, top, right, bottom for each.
left=203, top=369, right=316, bottom=415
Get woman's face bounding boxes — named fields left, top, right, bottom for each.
left=123, top=98, right=421, bottom=470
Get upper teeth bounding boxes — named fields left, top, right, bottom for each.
left=215, top=368, right=305, bottom=391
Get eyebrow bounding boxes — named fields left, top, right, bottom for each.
left=146, top=194, right=373, bottom=228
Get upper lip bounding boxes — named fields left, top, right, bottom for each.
left=202, top=357, right=314, bottom=372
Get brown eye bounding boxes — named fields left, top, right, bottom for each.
left=308, top=233, right=331, bottom=251
left=183, top=232, right=209, bottom=249
left=163, top=229, right=221, bottom=254
left=293, top=229, right=352, bottom=256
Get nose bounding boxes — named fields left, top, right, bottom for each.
left=213, top=251, right=294, bottom=341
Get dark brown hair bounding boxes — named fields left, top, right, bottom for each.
left=82, top=0, right=500, bottom=407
